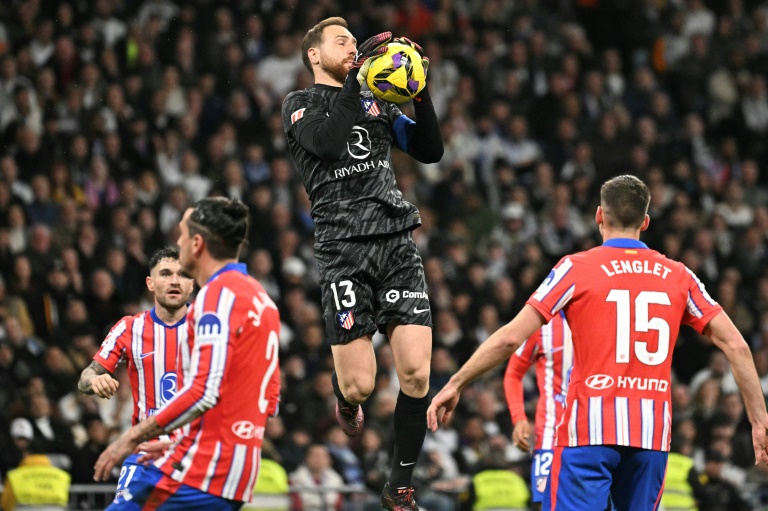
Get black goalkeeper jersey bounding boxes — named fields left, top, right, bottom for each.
left=282, top=84, right=421, bottom=242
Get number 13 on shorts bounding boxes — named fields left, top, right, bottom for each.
left=331, top=280, right=356, bottom=309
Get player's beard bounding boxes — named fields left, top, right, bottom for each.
left=156, top=293, right=186, bottom=312
left=320, top=54, right=350, bottom=84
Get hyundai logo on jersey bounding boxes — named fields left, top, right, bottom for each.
left=196, top=313, right=222, bottom=345
left=231, top=420, right=265, bottom=440
left=586, top=374, right=615, bottom=390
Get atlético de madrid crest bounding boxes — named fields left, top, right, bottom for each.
left=360, top=97, right=380, bottom=117
left=337, top=310, right=355, bottom=330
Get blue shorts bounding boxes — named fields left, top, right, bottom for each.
left=531, top=449, right=554, bottom=503
left=543, top=445, right=667, bottom=511
left=106, top=463, right=243, bottom=511
left=112, top=454, right=146, bottom=500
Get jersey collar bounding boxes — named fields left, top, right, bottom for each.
left=602, top=238, right=649, bottom=249
left=313, top=84, right=342, bottom=92
left=207, top=262, right=249, bottom=284
left=150, top=307, right=187, bottom=328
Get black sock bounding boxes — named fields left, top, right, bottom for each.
left=389, top=390, right=429, bottom=488
left=331, top=370, right=356, bottom=408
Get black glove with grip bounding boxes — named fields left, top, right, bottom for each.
left=393, top=36, right=429, bottom=76
left=353, top=31, right=392, bottom=85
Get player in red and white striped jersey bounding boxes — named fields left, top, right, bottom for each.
left=95, top=197, right=281, bottom=511
left=79, top=247, right=193, bottom=499
left=429, top=176, right=768, bottom=511
left=504, top=311, right=572, bottom=504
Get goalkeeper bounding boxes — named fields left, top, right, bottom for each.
left=281, top=16, right=442, bottom=511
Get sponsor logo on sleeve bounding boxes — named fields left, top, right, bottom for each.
left=196, top=313, right=223, bottom=345
left=533, top=258, right=573, bottom=301
left=290, top=108, right=306, bottom=124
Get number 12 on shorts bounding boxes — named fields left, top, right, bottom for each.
left=331, top=280, right=356, bottom=310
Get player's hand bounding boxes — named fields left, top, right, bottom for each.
left=94, top=432, right=138, bottom=481
left=393, top=36, right=429, bottom=76
left=354, top=31, right=392, bottom=85
left=91, top=374, right=119, bottom=399
left=136, top=439, right=174, bottom=465
left=752, top=417, right=768, bottom=465
left=512, top=420, right=532, bottom=452
left=427, top=383, right=460, bottom=432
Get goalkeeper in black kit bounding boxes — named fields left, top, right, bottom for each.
left=282, top=17, right=443, bottom=511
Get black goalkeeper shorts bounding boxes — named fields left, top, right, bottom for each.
left=314, top=230, right=432, bottom=345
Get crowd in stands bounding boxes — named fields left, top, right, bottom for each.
left=1, top=0, right=768, bottom=508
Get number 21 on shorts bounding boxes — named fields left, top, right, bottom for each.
left=331, top=280, right=356, bottom=310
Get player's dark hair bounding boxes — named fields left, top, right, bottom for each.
left=600, top=175, right=651, bottom=229
left=148, top=247, right=179, bottom=272
left=301, top=17, right=348, bottom=73
left=186, top=197, right=249, bottom=261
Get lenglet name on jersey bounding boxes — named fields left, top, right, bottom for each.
left=601, top=260, right=672, bottom=279
left=333, top=159, right=389, bottom=179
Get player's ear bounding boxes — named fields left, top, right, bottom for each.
left=145, top=275, right=153, bottom=292
left=307, top=47, right=320, bottom=66
left=192, top=233, right=205, bottom=257
left=595, top=205, right=603, bottom=226
left=640, top=214, right=650, bottom=232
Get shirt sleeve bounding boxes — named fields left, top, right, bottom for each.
left=155, top=286, right=234, bottom=431
left=281, top=90, right=328, bottom=136
left=681, top=266, right=723, bottom=333
left=282, top=81, right=362, bottom=161
left=93, top=317, right=131, bottom=373
left=504, top=333, right=539, bottom=424
left=526, top=256, right=577, bottom=322
left=266, top=361, right=281, bottom=417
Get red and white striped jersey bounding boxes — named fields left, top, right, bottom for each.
left=504, top=311, right=573, bottom=450
left=94, top=308, right=187, bottom=426
left=526, top=238, right=722, bottom=452
left=154, top=263, right=281, bottom=503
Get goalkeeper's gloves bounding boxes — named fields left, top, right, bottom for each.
left=393, top=36, right=430, bottom=77
left=353, top=31, right=392, bottom=86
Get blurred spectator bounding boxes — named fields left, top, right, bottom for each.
left=27, top=393, right=75, bottom=461
left=70, top=416, right=112, bottom=484
left=257, top=34, right=303, bottom=98
left=698, top=448, right=751, bottom=511
left=0, top=430, right=70, bottom=511
left=661, top=436, right=704, bottom=511
left=289, top=444, right=344, bottom=511
left=325, top=425, right=365, bottom=485
left=464, top=450, right=530, bottom=511
left=358, top=427, right=390, bottom=492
